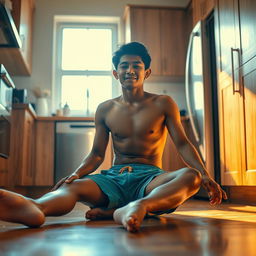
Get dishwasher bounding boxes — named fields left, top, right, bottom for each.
left=55, top=121, right=95, bottom=182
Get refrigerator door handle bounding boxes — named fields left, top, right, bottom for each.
left=231, top=47, right=241, bottom=94
left=185, top=25, right=200, bottom=144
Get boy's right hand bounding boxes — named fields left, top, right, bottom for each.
left=51, top=173, right=79, bottom=191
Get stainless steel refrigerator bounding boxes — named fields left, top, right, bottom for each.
left=185, top=15, right=221, bottom=197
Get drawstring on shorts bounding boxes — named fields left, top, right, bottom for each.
left=119, top=166, right=133, bottom=174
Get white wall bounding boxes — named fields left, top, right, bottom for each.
left=12, top=0, right=190, bottom=114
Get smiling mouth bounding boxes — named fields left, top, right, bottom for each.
left=125, top=76, right=137, bottom=80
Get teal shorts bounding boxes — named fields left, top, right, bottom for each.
left=84, top=164, right=177, bottom=214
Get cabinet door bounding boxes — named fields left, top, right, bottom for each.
left=34, top=121, right=55, bottom=186
left=192, top=0, right=215, bottom=27
left=239, top=0, right=256, bottom=64
left=0, top=158, right=8, bottom=186
left=95, top=137, right=113, bottom=174
left=162, top=133, right=186, bottom=171
left=217, top=0, right=240, bottom=75
left=162, top=119, right=196, bottom=171
left=18, top=0, right=34, bottom=74
left=200, top=0, right=215, bottom=19
left=18, top=111, right=35, bottom=185
left=218, top=73, right=244, bottom=185
left=160, top=9, right=187, bottom=76
left=10, top=109, right=35, bottom=186
left=241, top=58, right=256, bottom=185
left=0, top=0, right=34, bottom=75
left=128, top=7, right=162, bottom=75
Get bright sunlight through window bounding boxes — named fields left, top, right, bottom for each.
left=55, top=22, right=117, bottom=116
left=62, top=28, right=112, bottom=71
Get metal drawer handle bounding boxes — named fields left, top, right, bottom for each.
left=69, top=125, right=95, bottom=128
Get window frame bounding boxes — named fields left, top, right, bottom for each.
left=53, top=20, right=118, bottom=115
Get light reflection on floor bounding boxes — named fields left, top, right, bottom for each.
left=172, top=205, right=256, bottom=222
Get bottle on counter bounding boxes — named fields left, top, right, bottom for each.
left=63, top=102, right=70, bottom=116
left=56, top=103, right=63, bottom=116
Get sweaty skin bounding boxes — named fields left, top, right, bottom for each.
left=0, top=54, right=227, bottom=232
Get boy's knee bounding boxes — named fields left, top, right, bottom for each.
left=27, top=211, right=45, bottom=228
left=183, top=168, right=202, bottom=189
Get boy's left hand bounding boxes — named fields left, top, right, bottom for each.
left=201, top=175, right=228, bottom=205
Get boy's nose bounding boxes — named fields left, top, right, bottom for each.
left=126, top=66, right=135, bottom=74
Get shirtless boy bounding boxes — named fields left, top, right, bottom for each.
left=0, top=42, right=227, bottom=232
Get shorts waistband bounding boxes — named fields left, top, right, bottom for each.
left=110, top=164, right=161, bottom=170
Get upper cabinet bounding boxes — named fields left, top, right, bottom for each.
left=124, top=5, right=189, bottom=79
left=0, top=0, right=35, bottom=75
left=192, top=0, right=215, bottom=27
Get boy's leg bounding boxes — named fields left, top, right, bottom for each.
left=86, top=208, right=116, bottom=220
left=113, top=167, right=202, bottom=232
left=0, top=178, right=109, bottom=227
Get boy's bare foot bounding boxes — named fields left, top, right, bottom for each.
left=85, top=208, right=115, bottom=220
left=113, top=201, right=147, bottom=232
left=0, top=189, right=45, bottom=227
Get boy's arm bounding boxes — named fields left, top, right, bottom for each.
left=162, top=96, right=227, bottom=205
left=52, top=102, right=110, bottom=189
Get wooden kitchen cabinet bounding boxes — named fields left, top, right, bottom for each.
left=159, top=9, right=188, bottom=76
left=162, top=118, right=197, bottom=171
left=0, top=158, right=8, bottom=186
left=124, top=5, right=188, bottom=78
left=191, top=0, right=215, bottom=26
left=238, top=0, right=256, bottom=65
left=0, top=0, right=35, bottom=75
left=34, top=121, right=55, bottom=186
left=241, top=58, right=256, bottom=185
left=216, top=0, right=239, bottom=77
left=215, top=0, right=256, bottom=185
left=9, top=105, right=35, bottom=186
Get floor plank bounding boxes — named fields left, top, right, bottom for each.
left=0, top=199, right=256, bottom=256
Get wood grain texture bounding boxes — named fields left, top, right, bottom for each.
left=124, top=5, right=188, bottom=78
left=1, top=200, right=256, bottom=256
left=216, top=0, right=256, bottom=185
left=34, top=121, right=55, bottom=186
left=239, top=0, right=256, bottom=65
left=193, top=0, right=215, bottom=24
left=0, top=158, right=8, bottom=187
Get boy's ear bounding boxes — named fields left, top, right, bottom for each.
left=113, top=70, right=119, bottom=80
left=145, top=68, right=151, bottom=80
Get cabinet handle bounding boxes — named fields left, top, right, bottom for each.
left=231, top=48, right=241, bottom=94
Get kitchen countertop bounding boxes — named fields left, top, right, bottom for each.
left=12, top=103, right=188, bottom=122
left=37, top=116, right=94, bottom=121
left=12, top=103, right=94, bottom=121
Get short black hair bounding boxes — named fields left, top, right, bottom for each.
left=112, top=42, right=151, bottom=70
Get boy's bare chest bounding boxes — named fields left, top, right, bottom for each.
left=105, top=104, right=165, bottom=138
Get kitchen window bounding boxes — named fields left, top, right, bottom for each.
left=54, top=20, right=118, bottom=116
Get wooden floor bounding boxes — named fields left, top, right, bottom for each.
left=0, top=199, right=256, bottom=256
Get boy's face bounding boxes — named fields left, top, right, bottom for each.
left=113, top=55, right=151, bottom=89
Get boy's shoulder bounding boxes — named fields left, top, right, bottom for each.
left=95, top=96, right=121, bottom=116
left=98, top=96, right=121, bottom=109
left=146, top=92, right=176, bottom=106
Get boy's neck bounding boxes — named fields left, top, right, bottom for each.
left=121, top=88, right=146, bottom=103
